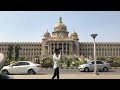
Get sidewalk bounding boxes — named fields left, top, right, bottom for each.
left=9, top=74, right=120, bottom=79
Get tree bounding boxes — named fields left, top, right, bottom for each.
left=97, top=57, right=106, bottom=61
left=66, top=60, right=70, bottom=67
left=19, top=57, right=25, bottom=61
left=15, top=45, right=21, bottom=61
left=7, top=44, right=14, bottom=64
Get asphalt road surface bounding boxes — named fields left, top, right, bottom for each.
left=5, top=69, right=120, bottom=79
left=38, top=68, right=120, bottom=75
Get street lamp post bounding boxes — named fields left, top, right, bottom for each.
left=91, top=34, right=99, bottom=75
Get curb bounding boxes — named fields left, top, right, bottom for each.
left=112, top=67, right=120, bottom=69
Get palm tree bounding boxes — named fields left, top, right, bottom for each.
left=15, top=45, right=21, bottom=61
left=7, top=44, right=14, bottom=64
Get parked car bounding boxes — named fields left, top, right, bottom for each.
left=106, top=61, right=120, bottom=67
left=78, top=60, right=112, bottom=72
left=0, top=61, right=42, bottom=75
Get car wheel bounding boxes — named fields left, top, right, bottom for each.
left=28, top=69, right=36, bottom=74
left=2, top=70, right=9, bottom=75
left=84, top=67, right=89, bottom=72
left=103, top=67, right=108, bottom=72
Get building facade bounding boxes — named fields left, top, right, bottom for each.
left=0, top=17, right=120, bottom=60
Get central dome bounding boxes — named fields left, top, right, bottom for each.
left=54, top=17, right=67, bottom=31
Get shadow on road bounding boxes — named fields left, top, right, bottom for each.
left=80, top=70, right=116, bottom=73
left=8, top=73, right=48, bottom=75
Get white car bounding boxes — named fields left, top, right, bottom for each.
left=78, top=60, right=112, bottom=72
left=0, top=61, right=42, bottom=75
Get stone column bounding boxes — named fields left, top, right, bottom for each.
left=53, top=42, right=55, bottom=53
left=48, top=42, right=50, bottom=55
left=57, top=42, right=59, bottom=49
left=115, top=47, right=116, bottom=57
left=69, top=42, right=73, bottom=55
left=49, top=42, right=51, bottom=55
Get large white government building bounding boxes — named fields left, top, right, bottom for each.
left=0, top=17, right=120, bottom=60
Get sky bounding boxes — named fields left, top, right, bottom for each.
left=0, top=11, right=120, bottom=42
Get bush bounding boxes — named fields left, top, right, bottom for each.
left=75, top=60, right=84, bottom=66
left=10, top=61, right=17, bottom=64
left=66, top=67, right=69, bottom=69
left=110, top=62, right=120, bottom=67
left=66, top=60, right=71, bottom=67
left=41, top=58, right=53, bottom=67
left=71, top=67, right=74, bottom=69
left=115, top=59, right=120, bottom=63
left=61, top=67, right=63, bottom=69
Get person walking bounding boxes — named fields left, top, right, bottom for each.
left=52, top=48, right=61, bottom=79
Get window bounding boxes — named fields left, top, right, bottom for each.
left=24, top=62, right=30, bottom=65
left=96, top=61, right=104, bottom=64
left=67, top=51, right=69, bottom=54
left=64, top=43, right=66, bottom=46
left=91, top=61, right=94, bottom=64
left=91, top=61, right=104, bottom=64
left=12, top=62, right=30, bottom=66
left=55, top=43, right=57, bottom=46
left=113, top=48, right=115, bottom=51
left=67, top=47, right=69, bottom=50
left=59, top=43, right=62, bottom=46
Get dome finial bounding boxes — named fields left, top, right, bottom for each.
left=59, top=17, right=62, bottom=23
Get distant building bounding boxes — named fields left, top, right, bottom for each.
left=0, top=17, right=120, bottom=60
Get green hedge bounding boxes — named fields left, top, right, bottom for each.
left=40, top=58, right=87, bottom=68
left=41, top=58, right=53, bottom=67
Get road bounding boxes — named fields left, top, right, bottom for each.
left=8, top=68, right=120, bottom=79
left=38, top=68, right=120, bottom=75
